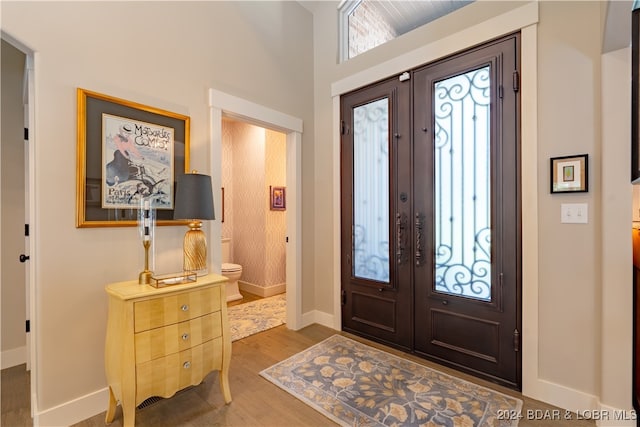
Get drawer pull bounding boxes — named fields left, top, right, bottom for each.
left=183, top=361, right=191, bottom=369
left=181, top=304, right=189, bottom=312
left=181, top=333, right=189, bottom=341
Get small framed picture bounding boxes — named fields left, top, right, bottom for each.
left=550, top=154, right=588, bottom=193
left=270, top=186, right=286, bottom=211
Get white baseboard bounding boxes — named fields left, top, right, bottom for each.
left=2, top=346, right=26, bottom=369
left=34, top=387, right=109, bottom=427
left=301, top=309, right=335, bottom=330
left=595, top=402, right=637, bottom=427
left=239, top=281, right=286, bottom=298
left=525, top=378, right=636, bottom=426
left=526, top=378, right=598, bottom=414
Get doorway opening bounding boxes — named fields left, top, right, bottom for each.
left=221, top=118, right=287, bottom=301
left=209, top=89, right=303, bottom=330
left=1, top=32, right=36, bottom=422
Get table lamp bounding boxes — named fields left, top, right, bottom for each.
left=138, top=198, right=155, bottom=285
left=173, top=172, right=215, bottom=275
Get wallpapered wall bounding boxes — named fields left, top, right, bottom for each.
left=221, top=119, right=286, bottom=290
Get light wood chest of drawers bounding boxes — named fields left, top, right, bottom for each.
left=104, top=274, right=232, bottom=426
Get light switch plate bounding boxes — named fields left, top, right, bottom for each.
left=560, top=203, right=588, bottom=224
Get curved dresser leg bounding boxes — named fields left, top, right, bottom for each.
left=220, top=297, right=233, bottom=404
left=121, top=399, right=136, bottom=427
left=105, top=386, right=117, bottom=424
left=220, top=367, right=232, bottom=404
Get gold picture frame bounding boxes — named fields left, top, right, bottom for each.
left=76, top=88, right=190, bottom=227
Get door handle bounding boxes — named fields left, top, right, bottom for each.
left=396, top=213, right=406, bottom=265
left=415, top=212, right=425, bottom=267
left=19, top=254, right=30, bottom=263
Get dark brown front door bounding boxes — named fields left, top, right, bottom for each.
left=412, top=35, right=521, bottom=388
left=341, top=34, right=521, bottom=388
left=340, top=76, right=413, bottom=350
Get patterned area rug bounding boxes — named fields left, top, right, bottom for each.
left=260, top=335, right=522, bottom=427
left=228, top=293, right=286, bottom=341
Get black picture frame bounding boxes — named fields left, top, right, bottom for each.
left=550, top=154, right=589, bottom=194
left=633, top=8, right=640, bottom=183
left=76, top=88, right=190, bottom=227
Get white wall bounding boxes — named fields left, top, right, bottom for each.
left=536, top=0, right=601, bottom=395
left=1, top=2, right=314, bottom=424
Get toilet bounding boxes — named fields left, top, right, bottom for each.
left=221, top=238, right=243, bottom=302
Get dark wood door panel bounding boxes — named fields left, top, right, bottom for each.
left=349, top=291, right=397, bottom=332
left=342, top=289, right=412, bottom=351
left=428, top=309, right=500, bottom=363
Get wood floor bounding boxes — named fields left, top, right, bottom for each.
left=2, top=304, right=596, bottom=426
left=227, top=289, right=263, bottom=307
left=1, top=359, right=31, bottom=426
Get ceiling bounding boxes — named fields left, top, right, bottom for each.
left=298, top=1, right=635, bottom=56
left=297, top=1, right=473, bottom=35
left=366, top=0, right=473, bottom=36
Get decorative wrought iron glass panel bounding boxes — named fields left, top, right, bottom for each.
left=434, top=66, right=492, bottom=301
left=353, top=98, right=390, bottom=283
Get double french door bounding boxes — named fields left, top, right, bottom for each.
left=340, top=34, right=521, bottom=388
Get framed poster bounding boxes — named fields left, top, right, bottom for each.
left=101, top=114, right=175, bottom=209
left=76, top=88, right=190, bottom=227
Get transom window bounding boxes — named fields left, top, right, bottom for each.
left=339, top=0, right=473, bottom=62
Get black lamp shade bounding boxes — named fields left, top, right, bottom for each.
left=174, top=173, right=215, bottom=220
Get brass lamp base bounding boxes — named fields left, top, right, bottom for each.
left=139, top=270, right=153, bottom=285
left=139, top=240, right=153, bottom=285
left=183, top=220, right=208, bottom=275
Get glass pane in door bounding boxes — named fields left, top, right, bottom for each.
left=434, top=66, right=492, bottom=301
left=353, top=98, right=390, bottom=283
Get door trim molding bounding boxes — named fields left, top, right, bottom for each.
left=330, top=2, right=538, bottom=98
left=1, top=33, right=39, bottom=420
left=331, top=0, right=540, bottom=397
left=208, top=89, right=303, bottom=330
